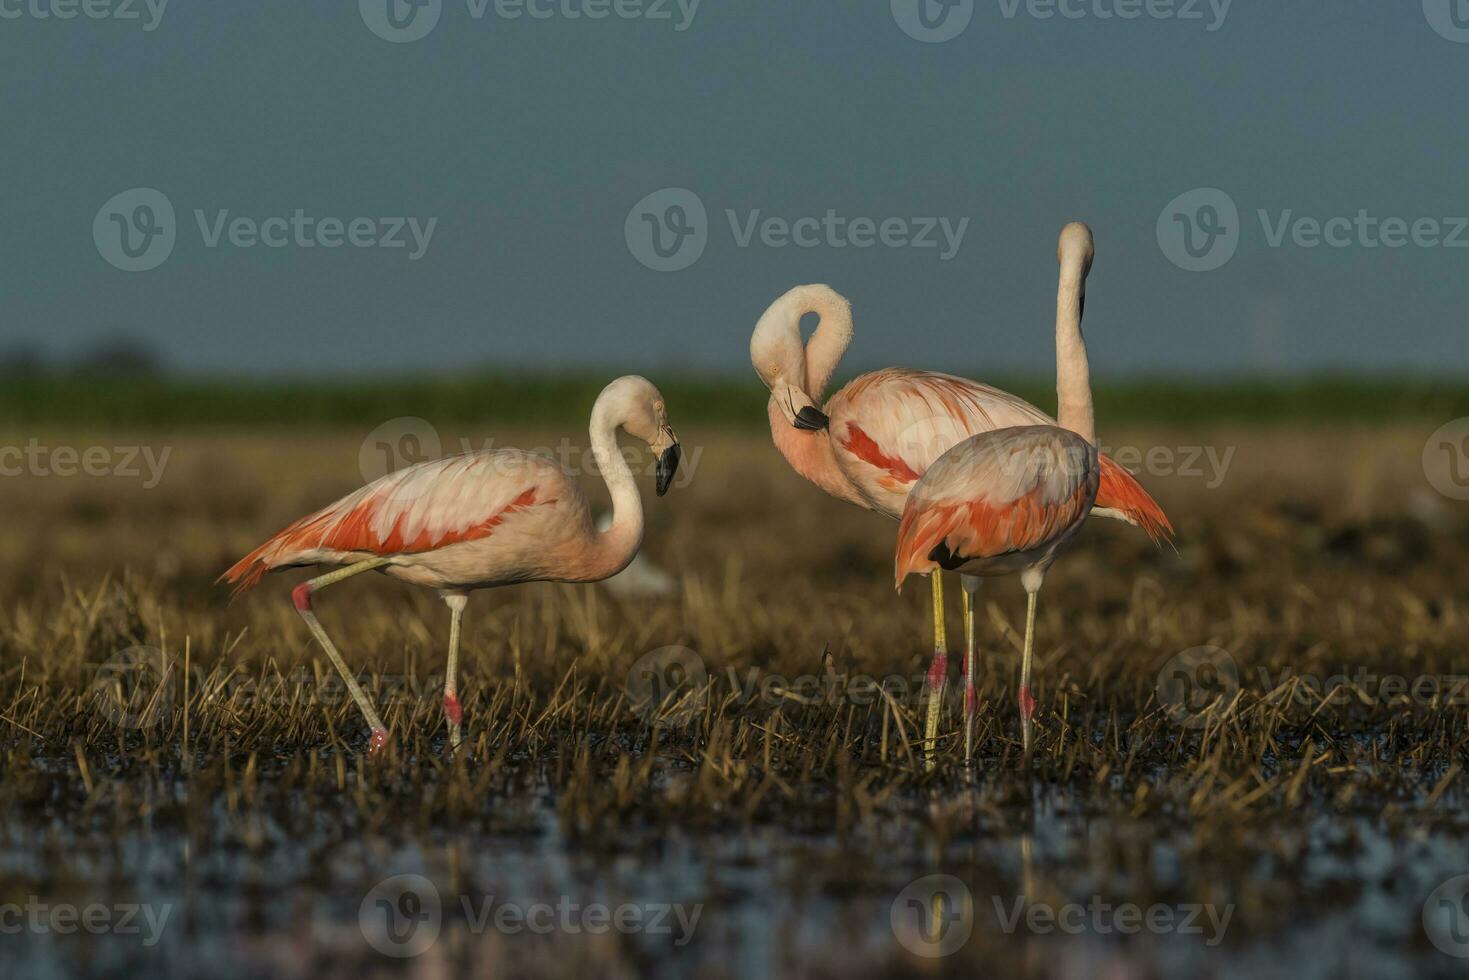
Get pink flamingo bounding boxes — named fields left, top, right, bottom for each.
left=750, top=223, right=1171, bottom=755
left=221, top=375, right=681, bottom=752
left=895, top=425, right=1098, bottom=761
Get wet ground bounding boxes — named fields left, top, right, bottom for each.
left=1, top=426, right=1467, bottom=978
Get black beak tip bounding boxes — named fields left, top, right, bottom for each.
left=793, top=406, right=830, bottom=431
left=655, top=443, right=681, bottom=496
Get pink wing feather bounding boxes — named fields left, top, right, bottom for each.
left=894, top=426, right=1099, bottom=588
left=826, top=368, right=1170, bottom=541
left=221, top=450, right=567, bottom=595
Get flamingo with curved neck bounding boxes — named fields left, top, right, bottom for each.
left=221, top=374, right=683, bottom=753
left=750, top=223, right=1170, bottom=761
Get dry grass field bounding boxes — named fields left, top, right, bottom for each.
left=1, top=421, right=1467, bottom=978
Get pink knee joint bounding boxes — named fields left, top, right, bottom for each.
left=1018, top=685, right=1036, bottom=722
left=927, top=653, right=949, bottom=691
left=965, top=685, right=978, bottom=715
left=443, top=693, right=462, bottom=726
left=292, top=582, right=314, bottom=612
left=368, top=729, right=389, bottom=753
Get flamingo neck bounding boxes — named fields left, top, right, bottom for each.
left=1055, top=267, right=1095, bottom=445
left=767, top=399, right=867, bottom=508
left=588, top=406, right=643, bottom=580
left=799, top=287, right=853, bottom=400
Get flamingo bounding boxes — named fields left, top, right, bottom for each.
left=749, top=223, right=1171, bottom=756
left=894, top=425, right=1099, bottom=762
left=220, top=375, right=682, bottom=753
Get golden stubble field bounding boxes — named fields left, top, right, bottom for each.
left=0, top=422, right=1466, bottom=977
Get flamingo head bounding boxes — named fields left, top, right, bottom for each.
left=1057, top=222, right=1095, bottom=276
left=602, top=375, right=682, bottom=496
left=750, top=285, right=838, bottom=433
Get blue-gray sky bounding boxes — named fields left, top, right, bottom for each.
left=2, top=1, right=1465, bottom=377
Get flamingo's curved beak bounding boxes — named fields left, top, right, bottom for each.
left=793, top=406, right=829, bottom=431
left=655, top=443, right=681, bottom=496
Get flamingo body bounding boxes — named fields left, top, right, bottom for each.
left=219, top=374, right=681, bottom=752
left=754, top=298, right=1171, bottom=544
left=894, top=426, right=1099, bottom=586
left=223, top=450, right=602, bottom=594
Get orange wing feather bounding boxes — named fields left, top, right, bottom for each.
left=1096, top=455, right=1173, bottom=544
left=895, top=479, right=1096, bottom=588
left=220, top=452, right=564, bottom=597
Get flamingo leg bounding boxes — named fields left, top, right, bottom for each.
left=443, top=593, right=467, bottom=752
left=924, top=571, right=948, bottom=765
left=1018, top=588, right=1039, bottom=757
left=961, top=574, right=980, bottom=766
left=291, top=557, right=393, bottom=752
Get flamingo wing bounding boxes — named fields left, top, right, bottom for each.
left=894, top=426, right=1100, bottom=587
left=826, top=368, right=1172, bottom=542
left=826, top=369, right=1055, bottom=510
left=221, top=450, right=571, bottom=595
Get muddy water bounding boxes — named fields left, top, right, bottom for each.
left=4, top=774, right=1467, bottom=979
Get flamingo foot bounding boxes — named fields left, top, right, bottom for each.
left=368, top=729, right=390, bottom=754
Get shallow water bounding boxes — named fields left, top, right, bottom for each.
left=5, top=766, right=1468, bottom=980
